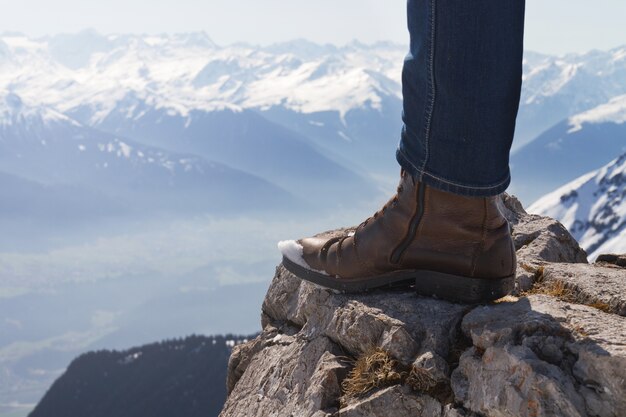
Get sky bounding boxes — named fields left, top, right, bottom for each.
left=1, top=0, right=625, bottom=55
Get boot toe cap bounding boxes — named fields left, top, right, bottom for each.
left=278, top=238, right=328, bottom=274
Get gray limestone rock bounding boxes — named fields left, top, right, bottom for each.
left=221, top=266, right=468, bottom=417
left=596, top=253, right=626, bottom=268
left=412, top=350, right=449, bottom=385
left=499, top=193, right=588, bottom=263
left=226, top=329, right=274, bottom=395
left=262, top=265, right=468, bottom=362
left=220, top=335, right=347, bottom=417
left=498, top=194, right=589, bottom=294
left=541, top=262, right=626, bottom=316
left=338, top=385, right=441, bottom=417
left=442, top=405, right=481, bottom=417
left=452, top=295, right=626, bottom=417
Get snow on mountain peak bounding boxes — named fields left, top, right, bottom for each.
left=529, top=152, right=626, bottom=260
left=611, top=46, right=626, bottom=63
left=1, top=32, right=625, bottom=147
left=521, top=47, right=626, bottom=109
left=0, top=91, right=80, bottom=127
left=567, top=94, right=626, bottom=133
left=0, top=33, right=405, bottom=123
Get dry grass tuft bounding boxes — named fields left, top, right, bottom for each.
left=520, top=264, right=546, bottom=279
left=340, top=347, right=404, bottom=402
left=493, top=295, right=519, bottom=304
left=523, top=275, right=613, bottom=314
left=525, top=279, right=573, bottom=299
left=520, top=262, right=539, bottom=273
left=405, top=366, right=437, bottom=392
left=340, top=347, right=452, bottom=406
left=587, top=302, right=612, bottom=313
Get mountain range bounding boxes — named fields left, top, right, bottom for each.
left=2, top=31, right=625, bottom=209
left=0, top=92, right=301, bottom=216
left=516, top=48, right=626, bottom=149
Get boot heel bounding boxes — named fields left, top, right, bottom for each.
left=413, top=270, right=514, bottom=303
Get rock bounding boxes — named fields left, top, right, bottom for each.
left=338, top=385, right=441, bottom=417
left=220, top=334, right=347, bottom=417
left=225, top=327, right=287, bottom=394
left=222, top=266, right=468, bottom=417
left=596, top=253, right=626, bottom=268
left=499, top=194, right=587, bottom=263
left=412, top=351, right=449, bottom=385
left=220, top=196, right=626, bottom=417
left=452, top=295, right=626, bottom=417
left=262, top=266, right=468, bottom=362
left=515, top=268, right=536, bottom=293
left=498, top=194, right=589, bottom=294
left=442, top=404, right=480, bottom=417
left=541, top=262, right=626, bottom=316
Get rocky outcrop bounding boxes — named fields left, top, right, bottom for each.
left=453, top=295, right=626, bottom=417
left=220, top=195, right=626, bottom=417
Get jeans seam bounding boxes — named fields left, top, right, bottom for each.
left=421, top=170, right=510, bottom=189
left=418, top=0, right=437, bottom=176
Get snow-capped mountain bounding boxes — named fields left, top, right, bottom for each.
left=1, top=31, right=625, bottom=208
left=2, top=32, right=624, bottom=167
left=510, top=94, right=626, bottom=204
left=515, top=47, right=626, bottom=149
left=529, top=151, right=626, bottom=260
left=0, top=30, right=404, bottom=130
left=0, top=31, right=626, bottom=153
left=0, top=32, right=383, bottom=199
left=510, top=94, right=626, bottom=205
left=0, top=91, right=298, bottom=214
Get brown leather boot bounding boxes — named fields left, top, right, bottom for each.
left=278, top=170, right=516, bottom=303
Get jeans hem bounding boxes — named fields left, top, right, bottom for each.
left=396, top=148, right=510, bottom=197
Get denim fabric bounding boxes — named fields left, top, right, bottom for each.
left=397, top=0, right=526, bottom=196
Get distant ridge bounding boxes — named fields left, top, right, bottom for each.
left=29, top=334, right=256, bottom=417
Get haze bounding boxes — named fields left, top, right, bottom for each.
left=2, top=0, right=625, bottom=55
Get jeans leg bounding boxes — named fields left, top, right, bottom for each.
left=396, top=0, right=526, bottom=197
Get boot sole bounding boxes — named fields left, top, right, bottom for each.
left=282, top=256, right=514, bottom=304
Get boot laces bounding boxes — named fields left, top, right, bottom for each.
left=357, top=174, right=406, bottom=229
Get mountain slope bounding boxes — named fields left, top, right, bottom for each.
left=79, top=98, right=377, bottom=203
left=515, top=46, right=626, bottom=149
left=28, top=335, right=252, bottom=417
left=528, top=151, right=626, bottom=260
left=0, top=170, right=124, bottom=221
left=510, top=94, right=626, bottom=205
left=0, top=92, right=298, bottom=214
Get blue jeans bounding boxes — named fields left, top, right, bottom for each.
left=396, top=0, right=526, bottom=196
